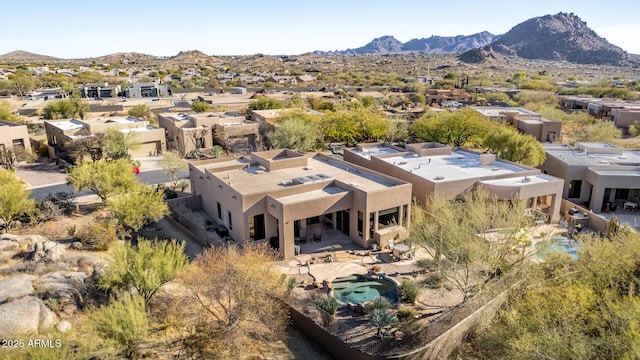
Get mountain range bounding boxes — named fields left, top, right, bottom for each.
left=314, top=31, right=501, bottom=55
left=0, top=13, right=636, bottom=66
left=315, top=12, right=637, bottom=66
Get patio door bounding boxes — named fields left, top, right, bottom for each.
left=336, top=209, right=350, bottom=236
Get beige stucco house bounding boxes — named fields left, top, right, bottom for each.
left=158, top=112, right=259, bottom=155
left=45, top=117, right=165, bottom=158
left=473, top=107, right=562, bottom=143
left=540, top=142, right=640, bottom=213
left=189, top=149, right=412, bottom=258
left=344, top=142, right=564, bottom=222
left=0, top=120, right=31, bottom=153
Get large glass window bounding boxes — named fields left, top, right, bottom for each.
left=228, top=211, right=232, bottom=230
left=217, top=202, right=222, bottom=220
left=378, top=207, right=399, bottom=229
left=357, top=211, right=363, bottom=238
left=568, top=180, right=582, bottom=198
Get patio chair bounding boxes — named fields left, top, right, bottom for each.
left=313, top=227, right=322, bottom=242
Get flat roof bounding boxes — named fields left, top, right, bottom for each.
left=350, top=145, right=400, bottom=159
left=47, top=119, right=85, bottom=131
left=545, top=148, right=640, bottom=166
left=473, top=106, right=539, bottom=117
left=380, top=150, right=526, bottom=182
left=120, top=126, right=158, bottom=133
left=194, top=154, right=401, bottom=195
left=589, top=170, right=640, bottom=176
left=480, top=174, right=561, bottom=187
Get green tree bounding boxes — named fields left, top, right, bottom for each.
left=483, top=126, right=546, bottom=167
left=572, top=121, right=622, bottom=144
left=9, top=73, right=36, bottom=98
left=463, top=232, right=640, bottom=359
left=99, top=238, right=187, bottom=305
left=42, top=98, right=89, bottom=120
left=88, top=292, right=149, bottom=359
left=67, top=159, right=138, bottom=202
left=190, top=100, right=210, bottom=113
left=0, top=100, right=21, bottom=123
left=248, top=97, right=285, bottom=111
left=412, top=190, right=532, bottom=301
left=159, top=151, right=187, bottom=190
left=629, top=121, right=640, bottom=136
left=173, top=243, right=288, bottom=359
left=0, top=170, right=37, bottom=232
left=411, top=108, right=488, bottom=147
left=384, top=119, right=409, bottom=143
left=107, top=184, right=168, bottom=231
left=127, top=104, right=153, bottom=122
left=268, top=118, right=322, bottom=151
left=103, top=128, right=139, bottom=161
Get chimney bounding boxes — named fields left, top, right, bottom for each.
left=479, top=153, right=496, bottom=166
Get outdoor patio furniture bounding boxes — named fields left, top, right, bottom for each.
left=313, top=227, right=322, bottom=242
left=624, top=201, right=637, bottom=211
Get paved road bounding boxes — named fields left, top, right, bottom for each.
left=29, top=169, right=189, bottom=201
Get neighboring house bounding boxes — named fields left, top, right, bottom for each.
left=250, top=108, right=324, bottom=133
left=266, top=76, right=297, bottom=85
left=416, top=75, right=441, bottom=85
left=189, top=149, right=412, bottom=258
left=426, top=89, right=474, bottom=106
left=611, top=107, right=640, bottom=133
left=0, top=120, right=31, bottom=153
left=344, top=142, right=563, bottom=222
left=473, top=107, right=562, bottom=142
left=559, top=96, right=595, bottom=110
left=81, top=83, right=121, bottom=98
left=540, top=142, right=640, bottom=214
left=123, top=82, right=169, bottom=98
left=157, top=112, right=259, bottom=154
left=45, top=117, right=165, bottom=158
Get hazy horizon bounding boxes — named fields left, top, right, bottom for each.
left=4, top=0, right=640, bottom=58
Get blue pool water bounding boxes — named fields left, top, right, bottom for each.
left=536, top=236, right=582, bottom=260
left=332, top=274, right=399, bottom=304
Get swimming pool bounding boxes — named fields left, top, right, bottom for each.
left=332, top=274, right=399, bottom=304
left=536, top=236, right=582, bottom=260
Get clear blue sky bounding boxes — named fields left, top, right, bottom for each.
left=4, top=0, right=639, bottom=58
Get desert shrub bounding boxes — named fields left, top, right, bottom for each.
left=286, top=276, right=298, bottom=295
left=75, top=220, right=118, bottom=251
left=397, top=305, right=417, bottom=322
left=87, top=292, right=149, bottom=359
left=185, top=149, right=205, bottom=159
left=421, top=272, right=443, bottom=289
left=312, top=294, right=339, bottom=315
left=163, top=188, right=178, bottom=199
left=416, top=258, right=438, bottom=271
left=365, top=296, right=392, bottom=313
left=36, top=199, right=62, bottom=222
left=44, top=191, right=76, bottom=214
left=400, top=279, right=419, bottom=304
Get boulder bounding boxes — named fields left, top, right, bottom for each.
left=55, top=321, right=72, bottom=334
left=0, top=296, right=58, bottom=337
left=0, top=239, right=18, bottom=251
left=0, top=274, right=35, bottom=303
left=25, top=240, right=65, bottom=263
left=1, top=234, right=50, bottom=246
left=34, top=271, right=88, bottom=300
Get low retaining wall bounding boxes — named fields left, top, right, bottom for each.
left=560, top=199, right=609, bottom=233
left=287, top=277, right=516, bottom=360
